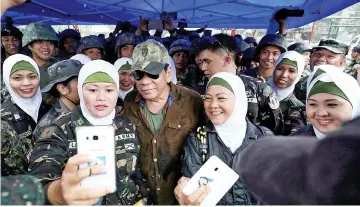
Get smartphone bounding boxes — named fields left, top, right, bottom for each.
left=76, top=125, right=116, bottom=193
left=148, top=20, right=164, bottom=30
left=182, top=156, right=239, bottom=206
left=203, top=30, right=212, bottom=37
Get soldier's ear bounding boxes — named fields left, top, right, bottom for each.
left=28, top=44, right=34, bottom=52
left=56, top=83, right=69, bottom=96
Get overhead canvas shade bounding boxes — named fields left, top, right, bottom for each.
left=1, top=0, right=359, bottom=29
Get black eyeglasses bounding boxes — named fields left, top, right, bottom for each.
left=132, top=70, right=159, bottom=81
left=190, top=36, right=230, bottom=56
left=132, top=63, right=169, bottom=81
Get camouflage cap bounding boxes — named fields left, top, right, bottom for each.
left=313, top=39, right=349, bottom=55
left=353, top=45, right=360, bottom=53
left=169, top=39, right=191, bottom=56
left=22, top=23, right=58, bottom=47
left=256, top=34, right=287, bottom=55
left=131, top=39, right=169, bottom=75
left=115, top=32, right=137, bottom=58
left=244, top=37, right=257, bottom=44
left=41, top=59, right=83, bottom=93
left=235, top=38, right=250, bottom=53
left=288, top=42, right=312, bottom=54
left=77, top=35, right=104, bottom=54
left=59, top=29, right=81, bottom=49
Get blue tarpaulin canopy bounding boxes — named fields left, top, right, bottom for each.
left=2, top=0, right=359, bottom=29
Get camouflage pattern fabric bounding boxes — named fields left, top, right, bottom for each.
left=255, top=34, right=287, bottom=56
left=177, top=64, right=198, bottom=90
left=279, top=93, right=307, bottom=135
left=22, top=23, right=58, bottom=47
left=131, top=39, right=169, bottom=72
left=344, top=59, right=360, bottom=79
left=28, top=106, right=145, bottom=205
left=294, top=75, right=308, bottom=104
left=300, top=65, right=311, bottom=79
left=115, top=32, right=137, bottom=58
left=41, top=59, right=83, bottom=93
left=37, top=57, right=58, bottom=89
left=77, top=35, right=104, bottom=54
left=1, top=175, right=45, bottom=205
left=0, top=80, right=10, bottom=103
left=169, top=39, right=191, bottom=56
left=1, top=122, right=32, bottom=176
left=32, top=99, right=70, bottom=141
left=287, top=42, right=312, bottom=54
left=313, top=39, right=349, bottom=55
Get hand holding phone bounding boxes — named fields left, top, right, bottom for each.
left=57, top=154, right=110, bottom=205
left=182, top=156, right=239, bottom=206
left=76, top=125, right=117, bottom=193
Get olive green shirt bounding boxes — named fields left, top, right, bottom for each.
left=143, top=104, right=164, bottom=134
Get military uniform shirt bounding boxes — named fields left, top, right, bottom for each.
left=28, top=106, right=146, bottom=205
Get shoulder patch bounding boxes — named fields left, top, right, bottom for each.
left=39, top=126, right=55, bottom=138
left=269, top=93, right=280, bottom=109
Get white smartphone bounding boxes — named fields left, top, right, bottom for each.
left=76, top=125, right=116, bottom=193
left=182, top=156, right=239, bottom=206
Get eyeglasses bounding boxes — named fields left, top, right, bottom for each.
left=132, top=70, right=159, bottom=81
left=190, top=36, right=231, bottom=56
left=132, top=63, right=169, bottom=81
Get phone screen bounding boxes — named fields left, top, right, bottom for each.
left=148, top=20, right=164, bottom=30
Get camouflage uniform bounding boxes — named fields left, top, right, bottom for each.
left=1, top=175, right=45, bottom=205
left=294, top=39, right=350, bottom=104
left=344, top=46, right=360, bottom=79
left=344, top=59, right=360, bottom=79
left=169, top=39, right=197, bottom=89
left=28, top=107, right=147, bottom=205
left=1, top=122, right=31, bottom=176
left=22, top=23, right=59, bottom=89
left=241, top=34, right=287, bottom=81
left=279, top=93, right=307, bottom=135
left=77, top=35, right=104, bottom=57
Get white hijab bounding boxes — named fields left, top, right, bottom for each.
left=70, top=54, right=92, bottom=64
left=306, top=65, right=360, bottom=139
left=78, top=60, right=119, bottom=126
left=114, top=57, right=134, bottom=100
left=3, top=54, right=42, bottom=123
left=207, top=72, right=248, bottom=153
left=270, top=51, right=305, bottom=101
left=168, top=55, right=177, bottom=84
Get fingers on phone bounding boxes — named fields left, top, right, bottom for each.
left=65, top=154, right=95, bottom=173
left=73, top=187, right=109, bottom=202
left=76, top=165, right=106, bottom=180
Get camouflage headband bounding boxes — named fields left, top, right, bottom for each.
left=83, top=72, right=115, bottom=85
left=10, top=60, right=38, bottom=75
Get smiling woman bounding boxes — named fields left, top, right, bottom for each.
left=1, top=54, right=50, bottom=176
left=292, top=65, right=360, bottom=139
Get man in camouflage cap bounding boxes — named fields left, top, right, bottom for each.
left=344, top=45, right=360, bottom=81
left=77, top=35, right=104, bottom=60
left=294, top=39, right=349, bottom=103
left=169, top=39, right=197, bottom=89
left=288, top=42, right=313, bottom=78
left=124, top=39, right=205, bottom=205
left=22, top=22, right=59, bottom=89
left=115, top=32, right=137, bottom=59
left=241, top=34, right=287, bottom=81
left=192, top=33, right=283, bottom=134
left=33, top=59, right=83, bottom=140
